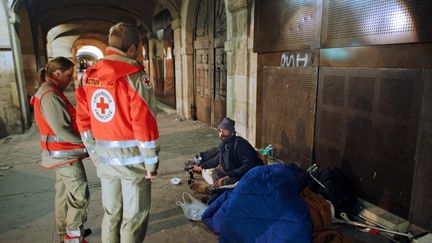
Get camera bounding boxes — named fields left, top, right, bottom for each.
left=184, top=155, right=202, bottom=184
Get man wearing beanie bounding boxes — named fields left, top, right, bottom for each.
left=192, top=117, right=263, bottom=187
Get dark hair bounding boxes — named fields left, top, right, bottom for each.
left=109, top=22, right=140, bottom=52
left=39, top=57, right=74, bottom=83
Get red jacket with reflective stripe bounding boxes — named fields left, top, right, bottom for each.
left=76, top=49, right=159, bottom=145
left=31, top=82, right=86, bottom=153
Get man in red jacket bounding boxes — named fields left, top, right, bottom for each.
left=76, top=22, right=160, bottom=243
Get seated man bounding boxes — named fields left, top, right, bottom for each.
left=192, top=117, right=263, bottom=187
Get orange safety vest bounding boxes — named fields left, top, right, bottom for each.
left=31, top=81, right=87, bottom=167
left=76, top=48, right=159, bottom=166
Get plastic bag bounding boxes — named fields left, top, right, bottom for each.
left=176, top=192, right=208, bottom=221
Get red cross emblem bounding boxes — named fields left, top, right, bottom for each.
left=144, top=79, right=151, bottom=86
left=96, top=97, right=109, bottom=114
left=91, top=89, right=115, bottom=123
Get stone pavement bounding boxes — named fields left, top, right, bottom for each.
left=0, top=95, right=394, bottom=243
left=0, top=110, right=220, bottom=243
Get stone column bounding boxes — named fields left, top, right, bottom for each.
left=0, top=3, right=29, bottom=137
left=146, top=33, right=158, bottom=91
left=179, top=11, right=194, bottom=120
left=179, top=46, right=194, bottom=119
left=246, top=2, right=258, bottom=146
left=36, top=26, right=47, bottom=67
left=18, top=7, right=38, bottom=96
left=226, top=0, right=257, bottom=145
left=172, top=18, right=184, bottom=117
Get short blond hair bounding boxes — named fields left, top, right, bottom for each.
left=109, top=22, right=140, bottom=52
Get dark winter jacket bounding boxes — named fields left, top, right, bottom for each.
left=201, top=135, right=263, bottom=184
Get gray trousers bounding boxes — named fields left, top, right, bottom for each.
left=97, top=162, right=151, bottom=243
left=54, top=160, right=89, bottom=237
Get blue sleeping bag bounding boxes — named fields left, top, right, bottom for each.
left=202, top=164, right=312, bottom=243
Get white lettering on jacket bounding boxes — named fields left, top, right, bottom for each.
left=91, top=89, right=115, bottom=123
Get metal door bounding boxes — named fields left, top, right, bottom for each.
left=315, top=67, right=423, bottom=217
left=194, top=0, right=227, bottom=126
left=259, top=62, right=318, bottom=166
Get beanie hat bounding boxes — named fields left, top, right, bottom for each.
left=218, top=117, right=235, bottom=133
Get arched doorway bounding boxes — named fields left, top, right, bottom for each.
left=75, top=45, right=104, bottom=80
left=71, top=36, right=108, bottom=83
left=150, top=9, right=176, bottom=109
left=193, top=0, right=227, bottom=126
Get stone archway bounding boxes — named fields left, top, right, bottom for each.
left=71, top=35, right=108, bottom=61
left=71, top=36, right=108, bottom=83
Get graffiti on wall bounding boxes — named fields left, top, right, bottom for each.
left=280, top=52, right=311, bottom=67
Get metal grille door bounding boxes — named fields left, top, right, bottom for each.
left=315, top=67, right=423, bottom=217
left=261, top=66, right=318, bottom=166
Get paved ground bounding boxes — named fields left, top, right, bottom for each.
left=0, top=108, right=220, bottom=243
left=0, top=93, right=395, bottom=243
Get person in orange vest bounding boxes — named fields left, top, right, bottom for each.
left=31, top=57, right=90, bottom=243
left=76, top=22, right=160, bottom=243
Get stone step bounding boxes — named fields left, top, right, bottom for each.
left=359, top=199, right=410, bottom=234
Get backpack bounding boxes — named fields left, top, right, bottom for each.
left=312, top=167, right=360, bottom=219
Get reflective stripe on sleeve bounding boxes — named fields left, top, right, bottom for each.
left=42, top=148, right=88, bottom=158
